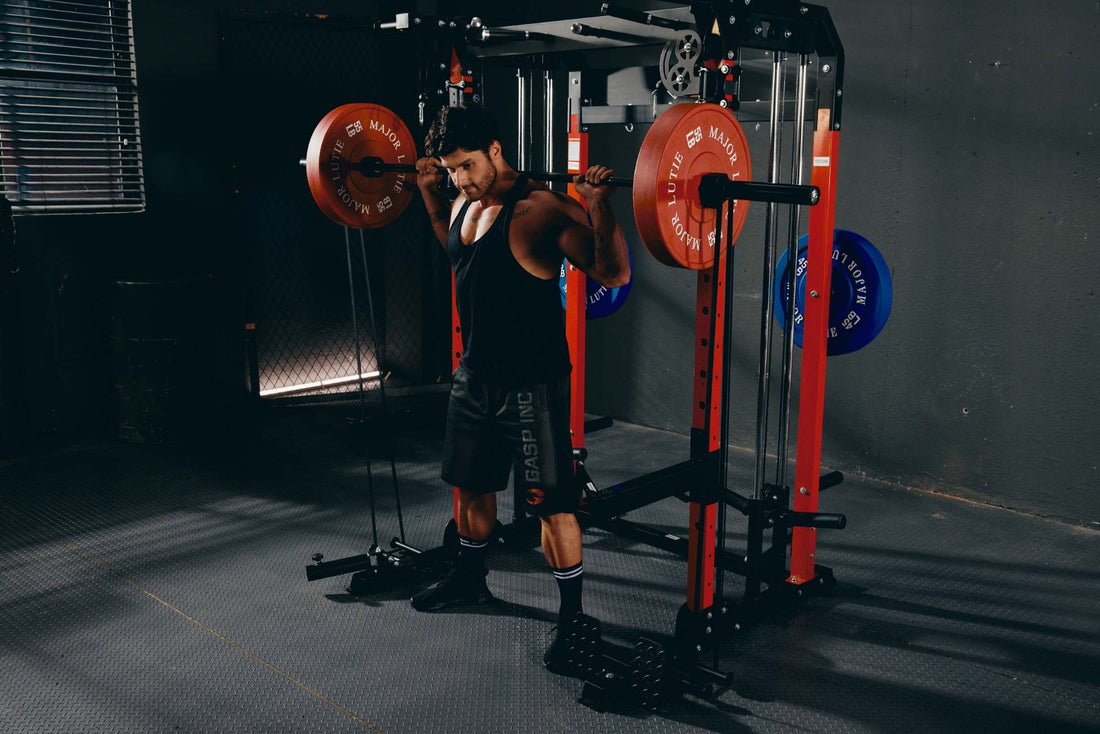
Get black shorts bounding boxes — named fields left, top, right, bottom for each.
left=441, top=365, right=578, bottom=516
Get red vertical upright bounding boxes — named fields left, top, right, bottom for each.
left=686, top=222, right=728, bottom=613
left=790, top=110, right=840, bottom=584
left=451, top=271, right=462, bottom=519
left=565, top=114, right=589, bottom=450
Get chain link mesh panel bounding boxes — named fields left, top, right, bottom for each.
left=220, top=13, right=449, bottom=408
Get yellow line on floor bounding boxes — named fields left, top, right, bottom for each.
left=60, top=539, right=384, bottom=734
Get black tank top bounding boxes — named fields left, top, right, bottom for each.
left=446, top=176, right=571, bottom=386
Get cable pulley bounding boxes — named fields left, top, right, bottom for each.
left=658, top=30, right=703, bottom=98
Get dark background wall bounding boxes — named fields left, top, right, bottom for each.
left=579, top=0, right=1100, bottom=525
left=0, top=0, right=424, bottom=449
left=2, top=1, right=1097, bottom=526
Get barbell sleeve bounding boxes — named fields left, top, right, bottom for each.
left=698, top=173, right=820, bottom=207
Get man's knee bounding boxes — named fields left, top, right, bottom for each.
left=458, top=488, right=492, bottom=503
left=539, top=511, right=578, bottom=532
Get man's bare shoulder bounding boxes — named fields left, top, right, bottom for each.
left=513, top=185, right=583, bottom=222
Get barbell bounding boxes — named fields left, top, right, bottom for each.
left=303, top=102, right=819, bottom=270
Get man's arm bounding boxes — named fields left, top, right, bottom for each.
left=416, top=157, right=454, bottom=248
left=557, top=165, right=632, bottom=288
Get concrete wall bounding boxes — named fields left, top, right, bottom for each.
left=582, top=1, right=1099, bottom=524
left=3, top=1, right=1096, bottom=526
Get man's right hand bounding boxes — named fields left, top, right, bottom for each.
left=416, top=157, right=445, bottom=195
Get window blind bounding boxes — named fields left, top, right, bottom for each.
left=0, top=0, right=145, bottom=214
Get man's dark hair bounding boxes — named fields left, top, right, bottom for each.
left=424, top=105, right=500, bottom=159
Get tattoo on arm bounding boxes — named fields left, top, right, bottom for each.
left=594, top=230, right=610, bottom=259
left=514, top=205, right=533, bottom=218
left=588, top=199, right=613, bottom=259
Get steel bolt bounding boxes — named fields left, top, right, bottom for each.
left=822, top=64, right=832, bottom=73
left=799, top=486, right=809, bottom=495
left=810, top=290, right=820, bottom=298
left=727, top=51, right=736, bottom=59
left=784, top=29, right=792, bottom=38
left=729, top=15, right=737, bottom=24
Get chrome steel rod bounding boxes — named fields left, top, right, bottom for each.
left=776, top=54, right=810, bottom=490
left=752, top=52, right=785, bottom=499
left=544, top=69, right=555, bottom=186
left=516, top=68, right=528, bottom=170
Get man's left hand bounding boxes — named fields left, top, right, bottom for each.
left=573, top=165, right=616, bottom=202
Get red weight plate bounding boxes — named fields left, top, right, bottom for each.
left=633, top=103, right=752, bottom=269
left=305, top=103, right=417, bottom=229
left=305, top=104, right=358, bottom=227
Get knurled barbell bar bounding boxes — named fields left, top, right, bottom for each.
left=356, top=155, right=816, bottom=209
left=303, top=102, right=818, bottom=270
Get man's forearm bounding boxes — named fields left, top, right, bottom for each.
left=422, top=188, right=452, bottom=246
left=587, top=198, right=631, bottom=287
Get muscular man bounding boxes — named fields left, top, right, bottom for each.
left=409, top=105, right=630, bottom=672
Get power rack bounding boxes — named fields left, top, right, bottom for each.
left=306, top=1, right=849, bottom=712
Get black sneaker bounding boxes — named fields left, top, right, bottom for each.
left=544, top=612, right=602, bottom=677
left=410, top=567, right=493, bottom=612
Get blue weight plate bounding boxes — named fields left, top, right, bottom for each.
left=559, top=247, right=633, bottom=319
left=773, top=229, right=892, bottom=355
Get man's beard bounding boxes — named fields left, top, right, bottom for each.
left=463, top=165, right=497, bottom=201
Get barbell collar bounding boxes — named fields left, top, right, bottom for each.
left=698, top=173, right=820, bottom=208
left=360, top=156, right=415, bottom=177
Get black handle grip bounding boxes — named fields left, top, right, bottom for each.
left=305, top=551, right=374, bottom=581
left=784, top=511, right=847, bottom=529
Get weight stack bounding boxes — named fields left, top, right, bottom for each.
left=112, top=276, right=214, bottom=444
